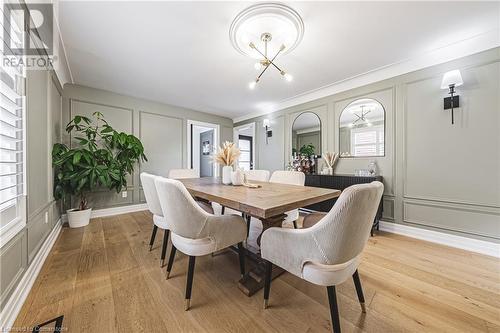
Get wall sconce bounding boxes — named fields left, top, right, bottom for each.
left=263, top=119, right=272, bottom=144
left=441, top=69, right=463, bottom=124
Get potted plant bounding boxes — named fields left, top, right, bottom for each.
left=52, top=112, right=147, bottom=228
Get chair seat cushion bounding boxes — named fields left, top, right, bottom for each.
left=197, top=201, right=214, bottom=214
left=171, top=233, right=216, bottom=256
left=302, top=212, right=327, bottom=229
left=153, top=214, right=169, bottom=229
left=302, top=255, right=360, bottom=286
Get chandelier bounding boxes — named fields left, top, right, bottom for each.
left=229, top=3, right=304, bottom=89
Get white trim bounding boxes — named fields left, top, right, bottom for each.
left=233, top=29, right=500, bottom=123
left=379, top=220, right=500, bottom=258
left=0, top=219, right=63, bottom=330
left=186, top=120, right=220, bottom=177
left=61, top=203, right=148, bottom=223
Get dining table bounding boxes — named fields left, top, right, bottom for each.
left=179, top=177, right=341, bottom=296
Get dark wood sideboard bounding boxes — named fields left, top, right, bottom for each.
left=304, top=174, right=383, bottom=234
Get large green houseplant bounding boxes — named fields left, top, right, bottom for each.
left=52, top=112, right=147, bottom=228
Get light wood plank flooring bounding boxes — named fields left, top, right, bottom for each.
left=13, top=211, right=500, bottom=332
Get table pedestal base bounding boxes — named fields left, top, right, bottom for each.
left=238, top=214, right=286, bottom=297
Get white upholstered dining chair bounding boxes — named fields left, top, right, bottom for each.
left=260, top=181, right=384, bottom=333
left=168, top=168, right=198, bottom=179
left=140, top=172, right=170, bottom=266
left=154, top=177, right=247, bottom=310
left=244, top=169, right=270, bottom=182
left=168, top=168, right=214, bottom=214
left=269, top=170, right=305, bottom=228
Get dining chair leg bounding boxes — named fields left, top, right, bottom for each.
left=149, top=225, right=158, bottom=251
left=185, top=256, right=196, bottom=311
left=221, top=206, right=225, bottom=215
left=237, top=242, right=245, bottom=277
left=352, top=269, right=366, bottom=313
left=327, top=286, right=341, bottom=333
left=263, top=260, right=272, bottom=309
left=165, top=245, right=177, bottom=279
left=160, top=229, right=169, bottom=267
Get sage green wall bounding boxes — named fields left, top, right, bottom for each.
left=235, top=48, right=500, bottom=243
left=62, top=84, right=234, bottom=209
left=0, top=70, right=63, bottom=310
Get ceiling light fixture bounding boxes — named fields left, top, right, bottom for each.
left=349, top=105, right=372, bottom=127
left=229, top=3, right=304, bottom=89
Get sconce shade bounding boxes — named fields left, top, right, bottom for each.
left=441, top=70, right=463, bottom=89
left=263, top=119, right=270, bottom=127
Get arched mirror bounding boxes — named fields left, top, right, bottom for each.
left=339, top=98, right=385, bottom=157
left=292, top=112, right=321, bottom=156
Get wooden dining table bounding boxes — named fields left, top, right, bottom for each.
left=179, top=177, right=341, bottom=296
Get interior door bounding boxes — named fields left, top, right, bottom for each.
left=238, top=135, right=253, bottom=170
left=200, top=130, right=214, bottom=177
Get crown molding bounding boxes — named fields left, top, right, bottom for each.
left=233, top=29, right=499, bottom=123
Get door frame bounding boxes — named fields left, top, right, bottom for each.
left=187, top=120, right=219, bottom=177
left=233, top=122, right=256, bottom=170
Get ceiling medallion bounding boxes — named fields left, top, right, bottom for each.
left=229, top=3, right=304, bottom=89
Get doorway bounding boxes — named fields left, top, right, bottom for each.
left=187, top=120, right=219, bottom=177
left=233, top=123, right=255, bottom=171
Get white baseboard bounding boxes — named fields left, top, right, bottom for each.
left=61, top=203, right=148, bottom=223
left=379, top=220, right=500, bottom=258
left=0, top=219, right=63, bottom=330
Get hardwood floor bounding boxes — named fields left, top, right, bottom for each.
left=13, top=211, right=500, bottom=332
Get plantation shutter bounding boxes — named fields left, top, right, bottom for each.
left=0, top=2, right=27, bottom=245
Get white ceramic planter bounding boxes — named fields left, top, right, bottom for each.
left=67, top=208, right=92, bottom=228
left=222, top=166, right=232, bottom=185
left=231, top=169, right=244, bottom=186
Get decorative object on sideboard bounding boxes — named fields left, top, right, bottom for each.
left=229, top=2, right=304, bottom=89
left=367, top=160, right=378, bottom=176
left=441, top=69, right=463, bottom=125
left=288, top=151, right=318, bottom=175
left=213, top=141, right=240, bottom=185
left=263, top=119, right=272, bottom=144
left=52, top=112, right=147, bottom=228
left=322, top=152, right=339, bottom=175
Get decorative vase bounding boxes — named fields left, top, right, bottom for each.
left=67, top=208, right=92, bottom=228
left=231, top=169, right=244, bottom=186
left=327, top=167, right=333, bottom=175
left=222, top=165, right=232, bottom=185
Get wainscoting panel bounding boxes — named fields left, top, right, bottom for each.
left=27, top=206, right=53, bottom=264
left=139, top=111, right=183, bottom=177
left=403, top=199, right=500, bottom=239
left=257, top=115, right=285, bottom=172
left=404, top=61, right=500, bottom=208
left=70, top=99, right=134, bottom=134
left=0, top=232, right=26, bottom=309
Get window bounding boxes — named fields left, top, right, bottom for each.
left=351, top=125, right=384, bottom=157
left=1, top=4, right=27, bottom=246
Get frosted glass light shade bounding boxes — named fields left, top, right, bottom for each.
left=441, top=70, right=463, bottom=89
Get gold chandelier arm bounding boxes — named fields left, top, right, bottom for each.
left=256, top=63, right=272, bottom=80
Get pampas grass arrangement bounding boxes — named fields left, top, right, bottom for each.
left=324, top=151, right=339, bottom=169
left=213, top=141, right=240, bottom=166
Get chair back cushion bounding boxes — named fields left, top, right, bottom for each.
left=311, top=181, right=384, bottom=264
left=168, top=169, right=199, bottom=179
left=140, top=172, right=163, bottom=217
left=154, top=177, right=209, bottom=238
left=269, top=170, right=305, bottom=186
left=245, top=169, right=270, bottom=182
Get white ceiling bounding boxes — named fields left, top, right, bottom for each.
left=59, top=1, right=499, bottom=121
